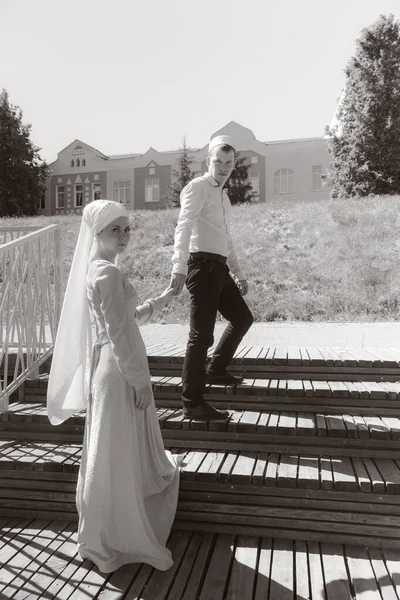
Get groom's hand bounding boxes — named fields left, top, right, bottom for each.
left=238, top=279, right=249, bottom=296
left=170, top=273, right=186, bottom=296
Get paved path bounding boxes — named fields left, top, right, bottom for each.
left=142, top=322, right=400, bottom=349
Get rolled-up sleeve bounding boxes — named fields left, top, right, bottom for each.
left=171, top=179, right=207, bottom=276
left=96, top=264, right=150, bottom=390
left=227, top=233, right=245, bottom=280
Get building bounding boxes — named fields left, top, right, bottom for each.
left=44, top=121, right=331, bottom=215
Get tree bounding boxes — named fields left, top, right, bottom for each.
left=224, top=152, right=254, bottom=204
left=0, top=89, right=49, bottom=216
left=165, top=135, right=197, bottom=207
left=327, top=14, right=400, bottom=198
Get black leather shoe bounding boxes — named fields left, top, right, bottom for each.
left=182, top=402, right=229, bottom=421
left=206, top=370, right=244, bottom=385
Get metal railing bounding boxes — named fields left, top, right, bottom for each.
left=0, top=225, right=62, bottom=412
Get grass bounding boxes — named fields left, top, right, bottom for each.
left=2, top=195, right=400, bottom=323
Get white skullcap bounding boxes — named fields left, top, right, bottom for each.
left=208, top=135, right=237, bottom=152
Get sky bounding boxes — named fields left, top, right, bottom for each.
left=1, top=0, right=399, bottom=163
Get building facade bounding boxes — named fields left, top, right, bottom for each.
left=44, top=121, right=331, bottom=215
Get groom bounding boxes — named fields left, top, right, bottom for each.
left=170, top=135, right=253, bottom=420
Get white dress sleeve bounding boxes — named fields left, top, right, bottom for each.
left=95, top=263, right=150, bottom=391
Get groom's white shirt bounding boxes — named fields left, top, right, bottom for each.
left=171, top=173, right=245, bottom=279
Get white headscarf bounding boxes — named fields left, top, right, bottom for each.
left=47, top=200, right=129, bottom=425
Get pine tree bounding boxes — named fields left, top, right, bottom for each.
left=0, top=89, right=49, bottom=216
left=224, top=152, right=254, bottom=204
left=327, top=14, right=400, bottom=198
left=165, top=136, right=197, bottom=207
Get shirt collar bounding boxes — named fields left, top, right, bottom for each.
left=203, top=172, right=220, bottom=187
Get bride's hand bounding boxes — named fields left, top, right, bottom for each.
left=158, top=286, right=175, bottom=306
left=134, top=384, right=152, bottom=410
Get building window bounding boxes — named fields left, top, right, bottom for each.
left=251, top=156, right=258, bottom=164
left=145, top=178, right=160, bottom=203
left=274, top=169, right=295, bottom=194
left=76, top=158, right=80, bottom=167
left=149, top=166, right=155, bottom=175
left=312, top=165, right=323, bottom=191
left=71, top=160, right=75, bottom=167
left=93, top=183, right=102, bottom=201
left=82, top=158, right=86, bottom=167
left=75, top=184, right=83, bottom=207
left=94, top=174, right=99, bottom=181
left=249, top=169, right=259, bottom=197
left=39, top=193, right=46, bottom=210
left=56, top=186, right=65, bottom=208
left=113, top=181, right=131, bottom=204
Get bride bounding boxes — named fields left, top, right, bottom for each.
left=47, top=199, right=180, bottom=573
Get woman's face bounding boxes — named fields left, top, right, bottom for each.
left=98, top=216, right=131, bottom=255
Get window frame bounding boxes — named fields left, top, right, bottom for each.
left=312, top=165, right=323, bottom=191
left=145, top=177, right=160, bottom=203
left=56, top=185, right=65, bottom=209
left=112, top=180, right=131, bottom=204
left=74, top=184, right=83, bottom=207
left=274, top=168, right=295, bottom=194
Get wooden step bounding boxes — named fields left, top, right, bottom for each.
left=3, top=403, right=400, bottom=458
left=1, top=521, right=397, bottom=600
left=147, top=344, right=400, bottom=381
left=22, top=376, right=400, bottom=415
left=1, top=442, right=400, bottom=548
left=8, top=345, right=400, bottom=382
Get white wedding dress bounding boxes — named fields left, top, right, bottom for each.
left=76, top=259, right=180, bottom=573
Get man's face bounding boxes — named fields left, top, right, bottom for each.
left=207, top=147, right=235, bottom=186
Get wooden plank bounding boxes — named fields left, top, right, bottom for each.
left=277, top=412, right=297, bottom=436
left=362, top=458, right=386, bottom=493
left=298, top=455, right=320, bottom=489
left=230, top=452, right=257, bottom=485
left=253, top=538, right=272, bottom=600
left=181, top=451, right=208, bottom=481
left=351, top=457, right=372, bottom=493
left=346, top=545, right=382, bottom=599
left=224, top=535, right=258, bottom=599
left=363, top=416, right=391, bottom=440
left=319, top=457, right=333, bottom=490
left=130, top=530, right=191, bottom=600
left=0, top=519, right=50, bottom=580
left=277, top=454, right=298, bottom=488
left=295, top=540, right=310, bottom=600
left=286, top=380, right=304, bottom=396
left=308, top=541, right=325, bottom=600
left=316, top=347, right=334, bottom=367
left=167, top=532, right=208, bottom=600
left=252, top=454, right=268, bottom=485
left=287, top=346, right=302, bottom=366
left=178, top=532, right=214, bottom=600
left=196, top=451, right=226, bottom=483
left=321, top=542, right=352, bottom=599
left=86, top=563, right=140, bottom=600
left=198, top=533, right=235, bottom=600
left=373, top=459, right=400, bottom=494
left=268, top=538, right=295, bottom=599
left=381, top=547, right=400, bottom=598
left=367, top=547, right=398, bottom=600
left=296, top=413, right=316, bottom=436
left=218, top=453, right=239, bottom=483
left=331, top=456, right=358, bottom=491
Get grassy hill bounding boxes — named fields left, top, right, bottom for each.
left=1, top=196, right=399, bottom=323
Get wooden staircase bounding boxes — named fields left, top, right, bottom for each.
left=2, top=345, right=400, bottom=551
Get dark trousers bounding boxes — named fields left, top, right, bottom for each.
left=181, top=257, right=253, bottom=407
